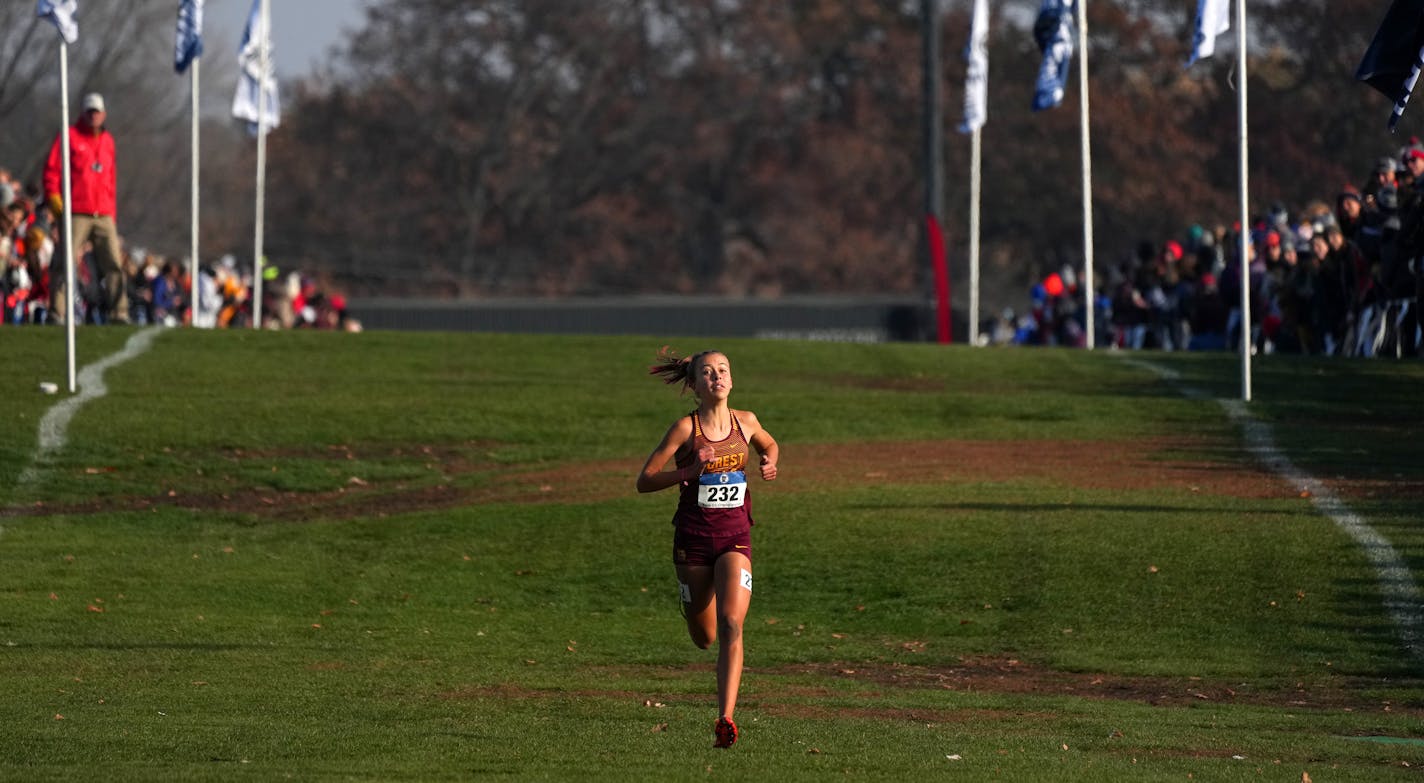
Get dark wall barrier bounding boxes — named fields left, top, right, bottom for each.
left=349, top=296, right=954, bottom=343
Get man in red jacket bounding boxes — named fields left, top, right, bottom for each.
left=43, top=92, right=127, bottom=324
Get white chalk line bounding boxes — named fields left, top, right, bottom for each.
left=15, top=327, right=165, bottom=490
left=1120, top=357, right=1424, bottom=659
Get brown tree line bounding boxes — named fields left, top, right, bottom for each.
left=0, top=0, right=1408, bottom=310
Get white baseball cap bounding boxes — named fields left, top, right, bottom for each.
left=82, top=93, right=105, bottom=112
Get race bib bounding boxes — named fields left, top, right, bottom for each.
left=697, top=471, right=746, bottom=509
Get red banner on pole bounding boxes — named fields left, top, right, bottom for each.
left=926, top=214, right=952, bottom=344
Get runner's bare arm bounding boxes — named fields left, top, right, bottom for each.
left=741, top=410, right=778, bottom=482
left=637, top=417, right=712, bottom=493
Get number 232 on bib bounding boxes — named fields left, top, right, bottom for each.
left=697, top=471, right=746, bottom=508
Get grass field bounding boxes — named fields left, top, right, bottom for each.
left=2, top=328, right=1424, bottom=781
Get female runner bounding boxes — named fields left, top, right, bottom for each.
left=636, top=347, right=779, bottom=749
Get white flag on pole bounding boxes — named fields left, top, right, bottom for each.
left=231, top=0, right=280, bottom=131
left=37, top=0, right=78, bottom=44
left=959, top=0, right=989, bottom=133
left=1187, top=0, right=1231, bottom=66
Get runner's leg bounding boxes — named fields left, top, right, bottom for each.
left=713, top=551, right=751, bottom=720
left=676, top=564, right=716, bottom=649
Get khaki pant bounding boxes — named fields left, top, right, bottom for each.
left=51, top=213, right=127, bottom=324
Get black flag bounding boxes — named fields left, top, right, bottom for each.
left=1356, top=0, right=1424, bottom=131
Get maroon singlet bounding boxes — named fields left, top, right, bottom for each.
left=671, top=411, right=754, bottom=535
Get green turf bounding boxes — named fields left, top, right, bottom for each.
left=2, top=328, right=1423, bottom=781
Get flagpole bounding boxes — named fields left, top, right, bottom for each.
left=190, top=59, right=200, bottom=326
left=1076, top=0, right=1095, bottom=350
left=59, top=42, right=76, bottom=392
left=960, top=0, right=987, bottom=347
left=251, top=0, right=268, bottom=329
left=921, top=0, right=949, bottom=344
left=968, top=126, right=981, bottom=347
left=1237, top=0, right=1251, bottom=401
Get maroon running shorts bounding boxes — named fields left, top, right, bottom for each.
left=673, top=528, right=752, bottom=567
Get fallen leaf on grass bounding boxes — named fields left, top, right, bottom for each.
left=347, top=477, right=368, bottom=486
left=54, top=714, right=64, bottom=721
left=651, top=723, right=668, bottom=733
left=86, top=604, right=104, bottom=613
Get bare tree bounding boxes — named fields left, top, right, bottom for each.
left=8, top=0, right=1397, bottom=307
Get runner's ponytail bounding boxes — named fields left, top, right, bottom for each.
left=648, top=345, right=693, bottom=389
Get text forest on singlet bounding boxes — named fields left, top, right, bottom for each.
left=704, top=453, right=746, bottom=472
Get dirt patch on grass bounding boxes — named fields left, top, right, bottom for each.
left=11, top=435, right=1415, bottom=522
left=802, top=437, right=1288, bottom=498
left=762, top=657, right=1424, bottom=714
left=442, top=657, right=1424, bottom=718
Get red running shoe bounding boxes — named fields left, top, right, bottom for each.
left=713, top=716, right=738, bottom=748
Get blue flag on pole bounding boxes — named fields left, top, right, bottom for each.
left=1356, top=0, right=1424, bottom=131
left=1186, top=0, right=1230, bottom=66
left=37, top=0, right=78, bottom=45
left=1031, top=0, right=1074, bottom=112
left=231, top=0, right=280, bottom=132
left=175, top=0, right=204, bottom=73
left=959, top=0, right=989, bottom=133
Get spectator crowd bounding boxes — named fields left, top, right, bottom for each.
left=1001, top=141, right=1424, bottom=358
left=0, top=164, right=359, bottom=332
